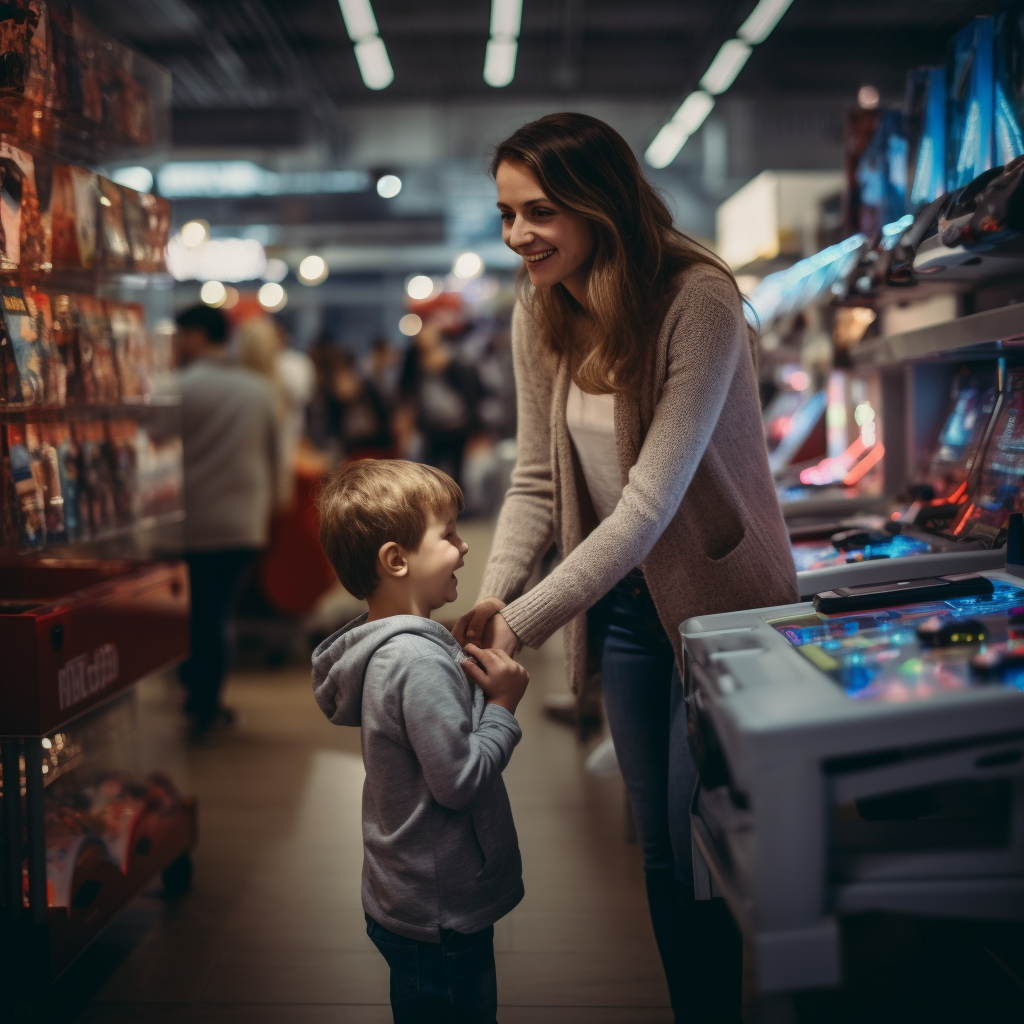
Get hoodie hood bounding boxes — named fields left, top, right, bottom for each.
left=311, top=613, right=465, bottom=726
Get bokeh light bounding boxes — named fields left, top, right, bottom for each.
left=200, top=280, right=227, bottom=307
left=406, top=275, right=435, bottom=300
left=298, top=254, right=328, bottom=285
left=399, top=313, right=423, bottom=336
left=181, top=219, right=209, bottom=247
left=258, top=282, right=288, bottom=311
left=453, top=252, right=483, bottom=279
left=376, top=174, right=402, bottom=198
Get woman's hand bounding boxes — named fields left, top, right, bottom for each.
left=453, top=598, right=522, bottom=657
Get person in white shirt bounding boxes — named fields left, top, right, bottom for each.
left=176, top=305, right=279, bottom=738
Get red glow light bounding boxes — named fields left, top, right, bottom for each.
left=842, top=443, right=885, bottom=486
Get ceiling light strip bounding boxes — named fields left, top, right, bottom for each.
left=338, top=0, right=393, bottom=90
left=484, top=0, right=523, bottom=88
left=645, top=0, right=796, bottom=167
left=737, top=0, right=796, bottom=46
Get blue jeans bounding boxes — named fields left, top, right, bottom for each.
left=365, top=915, right=498, bottom=1024
left=589, top=573, right=742, bottom=1024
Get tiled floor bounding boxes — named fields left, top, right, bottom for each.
left=49, top=617, right=674, bottom=1022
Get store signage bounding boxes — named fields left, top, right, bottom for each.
left=57, top=644, right=120, bottom=710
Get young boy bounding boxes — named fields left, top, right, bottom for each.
left=311, top=459, right=528, bottom=1024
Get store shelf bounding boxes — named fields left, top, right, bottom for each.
left=852, top=304, right=1024, bottom=367
left=0, top=397, right=181, bottom=422
left=0, top=560, right=189, bottom=737
left=0, top=268, right=173, bottom=291
left=47, top=798, right=197, bottom=981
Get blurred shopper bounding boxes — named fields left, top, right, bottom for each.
left=277, top=329, right=317, bottom=503
left=236, top=315, right=314, bottom=505
left=307, top=340, right=394, bottom=462
left=176, top=305, right=279, bottom=738
left=363, top=334, right=402, bottom=412
left=332, top=349, right=395, bottom=459
left=454, top=114, right=798, bottom=1023
left=399, top=321, right=483, bottom=489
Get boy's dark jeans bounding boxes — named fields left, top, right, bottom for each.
left=365, top=914, right=498, bottom=1024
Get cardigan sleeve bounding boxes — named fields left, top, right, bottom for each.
left=477, top=303, right=558, bottom=603
left=500, top=273, right=747, bottom=649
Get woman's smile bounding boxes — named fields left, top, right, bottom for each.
left=523, top=248, right=556, bottom=264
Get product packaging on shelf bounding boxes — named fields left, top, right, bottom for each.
left=0, top=7, right=190, bottom=994
left=0, top=2, right=164, bottom=158
left=7, top=421, right=46, bottom=548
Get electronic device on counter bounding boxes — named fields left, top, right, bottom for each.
left=681, top=516, right=1024, bottom=994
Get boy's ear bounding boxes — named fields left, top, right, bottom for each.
left=378, top=541, right=409, bottom=579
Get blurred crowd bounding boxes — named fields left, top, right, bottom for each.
left=172, top=294, right=515, bottom=736
left=305, top=313, right=515, bottom=504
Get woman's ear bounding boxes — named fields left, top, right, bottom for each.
left=378, top=541, right=409, bottom=579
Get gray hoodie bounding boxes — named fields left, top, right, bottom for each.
left=312, top=613, right=524, bottom=942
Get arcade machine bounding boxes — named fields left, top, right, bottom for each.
left=681, top=516, right=1024, bottom=996
left=788, top=363, right=1010, bottom=596
left=765, top=386, right=827, bottom=481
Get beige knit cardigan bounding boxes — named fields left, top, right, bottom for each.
left=478, top=264, right=799, bottom=694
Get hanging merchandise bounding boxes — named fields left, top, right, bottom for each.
left=855, top=110, right=909, bottom=236
left=947, top=16, right=996, bottom=191
left=995, top=0, right=1024, bottom=166
left=906, top=67, right=947, bottom=209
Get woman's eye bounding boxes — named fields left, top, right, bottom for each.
left=500, top=212, right=514, bottom=223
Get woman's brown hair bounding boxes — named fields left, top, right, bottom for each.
left=492, top=112, right=749, bottom=396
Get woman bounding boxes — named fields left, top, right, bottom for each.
left=453, top=113, right=798, bottom=1021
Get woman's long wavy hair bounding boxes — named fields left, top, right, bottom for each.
left=491, top=112, right=749, bottom=396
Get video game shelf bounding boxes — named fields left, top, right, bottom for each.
left=0, top=0, right=167, bottom=159
left=0, top=120, right=176, bottom=557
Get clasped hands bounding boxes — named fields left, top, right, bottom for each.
left=454, top=598, right=528, bottom=713
left=452, top=597, right=522, bottom=657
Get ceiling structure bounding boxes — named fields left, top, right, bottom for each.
left=76, top=0, right=999, bottom=115
left=69, top=0, right=1003, bottom=344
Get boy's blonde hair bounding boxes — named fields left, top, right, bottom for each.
left=317, top=459, right=465, bottom=599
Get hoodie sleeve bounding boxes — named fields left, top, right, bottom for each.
left=399, top=653, right=522, bottom=812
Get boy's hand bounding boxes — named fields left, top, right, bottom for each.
left=462, top=643, right=529, bottom=715
left=453, top=599, right=522, bottom=657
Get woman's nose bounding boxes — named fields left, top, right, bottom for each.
left=508, top=216, right=532, bottom=250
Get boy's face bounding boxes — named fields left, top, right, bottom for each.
left=405, top=507, right=468, bottom=611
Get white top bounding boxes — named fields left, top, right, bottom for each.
left=566, top=381, right=621, bottom=521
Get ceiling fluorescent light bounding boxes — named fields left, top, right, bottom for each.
left=672, top=90, right=715, bottom=135
left=644, top=92, right=715, bottom=169
left=338, top=0, right=378, bottom=41
left=737, top=0, right=795, bottom=45
left=700, top=39, right=752, bottom=95
left=355, top=36, right=394, bottom=90
left=490, top=0, right=523, bottom=40
left=484, top=38, right=518, bottom=88
left=645, top=121, right=691, bottom=169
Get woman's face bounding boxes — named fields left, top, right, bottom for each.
left=496, top=161, right=593, bottom=301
